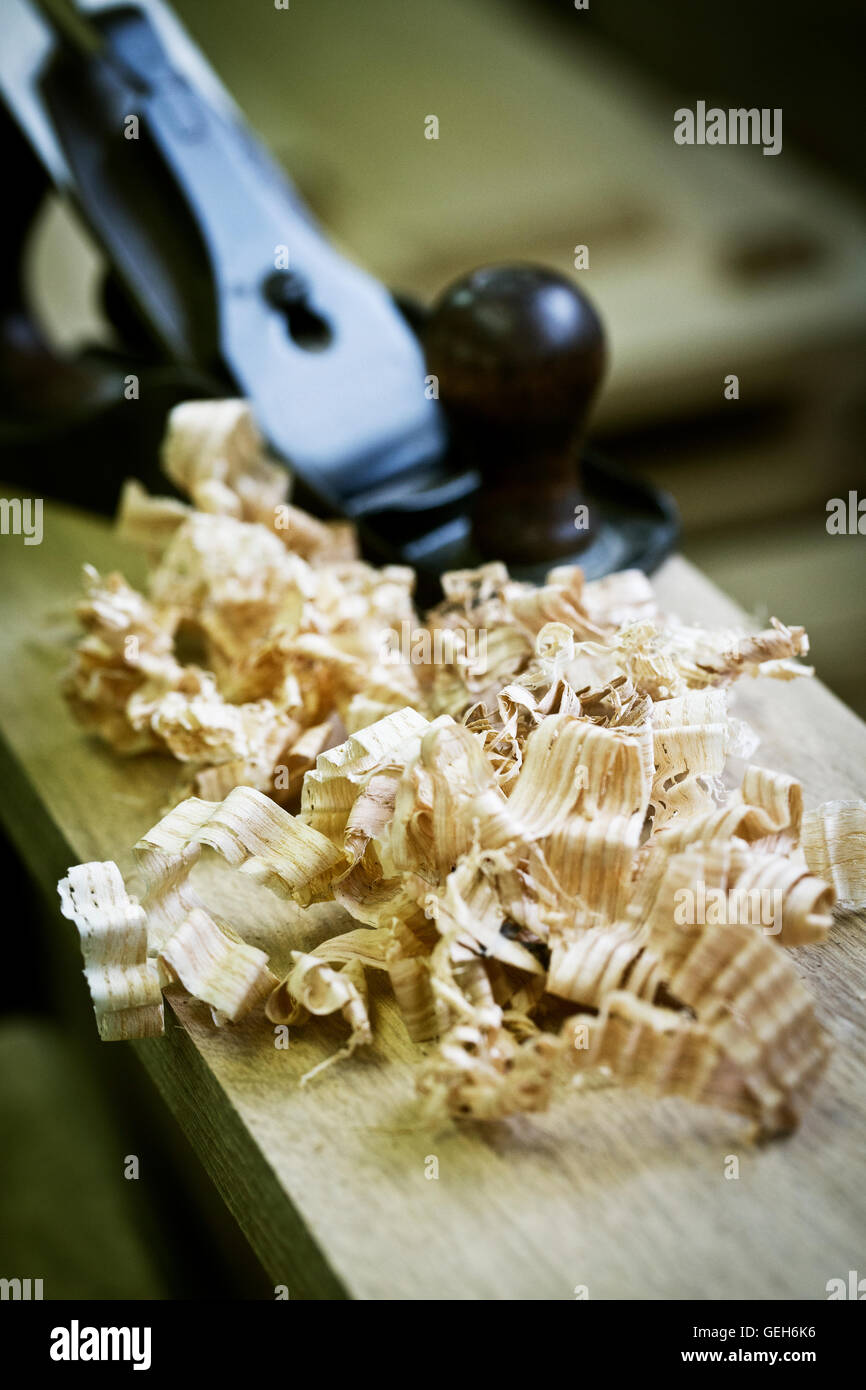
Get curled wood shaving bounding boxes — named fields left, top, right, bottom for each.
left=696, top=618, right=810, bottom=680
left=652, top=916, right=829, bottom=1130
left=117, top=479, right=189, bottom=559
left=417, top=1019, right=562, bottom=1121
left=548, top=923, right=662, bottom=1010
left=57, top=398, right=859, bottom=1141
left=802, top=800, right=866, bottom=907
left=300, top=707, right=430, bottom=844
left=65, top=567, right=182, bottom=753
left=160, top=907, right=277, bottom=1024
left=161, top=399, right=289, bottom=525
left=563, top=995, right=749, bottom=1113
left=266, top=953, right=371, bottom=1080
left=58, top=862, right=163, bottom=1040
left=653, top=764, right=802, bottom=854
left=386, top=922, right=445, bottom=1043
left=135, top=785, right=345, bottom=951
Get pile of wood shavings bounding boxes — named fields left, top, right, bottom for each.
left=57, top=400, right=866, bottom=1137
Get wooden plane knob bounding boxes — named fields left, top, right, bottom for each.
left=424, top=264, right=606, bottom=565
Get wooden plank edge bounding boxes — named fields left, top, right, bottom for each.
left=0, top=725, right=348, bottom=1300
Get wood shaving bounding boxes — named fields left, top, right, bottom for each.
left=134, top=785, right=345, bottom=951
left=266, top=953, right=371, bottom=1080
left=58, top=861, right=163, bottom=1040
left=161, top=399, right=289, bottom=525
left=802, top=800, right=866, bottom=907
left=160, top=907, right=277, bottom=1025
left=56, top=399, right=866, bottom=1139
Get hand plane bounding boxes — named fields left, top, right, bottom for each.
left=0, top=0, right=678, bottom=596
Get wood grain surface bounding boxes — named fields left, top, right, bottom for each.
left=0, top=496, right=864, bottom=1300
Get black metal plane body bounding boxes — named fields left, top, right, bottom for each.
left=3, top=0, right=444, bottom=519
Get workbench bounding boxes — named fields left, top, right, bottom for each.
left=1, top=496, right=864, bottom=1300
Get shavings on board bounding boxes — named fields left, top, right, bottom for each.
left=56, top=399, right=865, bottom=1139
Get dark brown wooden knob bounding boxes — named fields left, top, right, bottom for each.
left=424, top=264, right=606, bottom=566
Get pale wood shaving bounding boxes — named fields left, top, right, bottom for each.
left=135, top=785, right=344, bottom=950
left=548, top=923, right=662, bottom=1010
left=58, top=861, right=164, bottom=1040
left=161, top=399, right=289, bottom=525
left=266, top=953, right=371, bottom=1080
left=802, top=800, right=866, bottom=906
left=116, top=478, right=190, bottom=558
left=160, top=906, right=277, bottom=1024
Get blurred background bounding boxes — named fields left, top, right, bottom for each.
left=2, top=0, right=865, bottom=1297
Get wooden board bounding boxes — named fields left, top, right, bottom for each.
left=1, top=496, right=865, bottom=1300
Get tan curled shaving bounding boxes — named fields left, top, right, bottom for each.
left=547, top=923, right=662, bottom=1010
left=135, top=786, right=344, bottom=950
left=116, top=479, right=190, bottom=558
left=58, top=862, right=164, bottom=1040
left=300, top=707, right=430, bottom=844
left=417, top=1021, right=563, bottom=1122
left=161, top=399, right=289, bottom=525
left=266, top=953, right=371, bottom=1080
left=696, top=618, right=810, bottom=679
left=563, top=996, right=743, bottom=1113
left=653, top=764, right=802, bottom=854
left=386, top=925, right=445, bottom=1043
left=802, top=800, right=866, bottom=907
left=160, top=907, right=277, bottom=1024
left=655, top=921, right=830, bottom=1134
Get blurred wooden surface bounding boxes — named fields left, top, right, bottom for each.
left=37, top=0, right=866, bottom=427
left=0, top=496, right=865, bottom=1299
